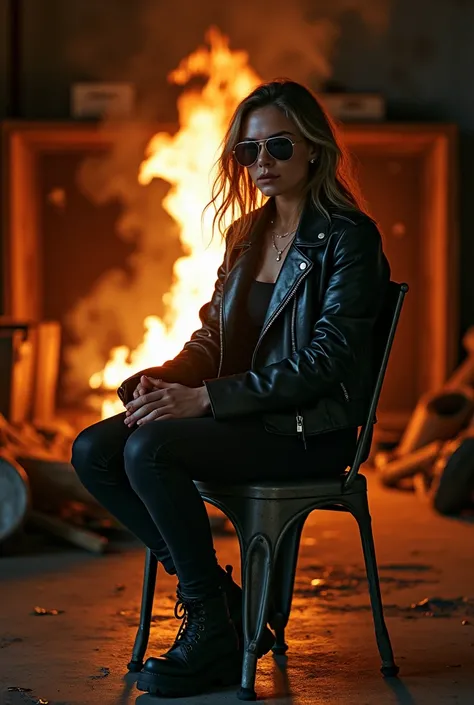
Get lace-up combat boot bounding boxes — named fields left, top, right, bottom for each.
left=136, top=588, right=241, bottom=697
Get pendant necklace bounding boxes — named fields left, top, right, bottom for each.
left=269, top=218, right=297, bottom=262
left=271, top=230, right=296, bottom=262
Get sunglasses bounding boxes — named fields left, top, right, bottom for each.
left=233, top=136, right=302, bottom=168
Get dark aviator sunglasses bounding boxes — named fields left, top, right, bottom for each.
left=233, top=136, right=302, bottom=168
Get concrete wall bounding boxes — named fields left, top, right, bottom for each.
left=1, top=0, right=473, bottom=124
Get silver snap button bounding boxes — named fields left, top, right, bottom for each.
left=317, top=232, right=325, bottom=239
left=299, top=262, right=307, bottom=270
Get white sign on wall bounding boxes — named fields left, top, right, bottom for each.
left=71, top=83, right=135, bottom=119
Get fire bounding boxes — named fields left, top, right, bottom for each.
left=90, top=28, right=261, bottom=418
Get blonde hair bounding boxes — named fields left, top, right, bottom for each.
left=207, top=79, right=368, bottom=253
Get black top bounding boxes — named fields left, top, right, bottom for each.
left=248, top=279, right=275, bottom=328
left=236, top=279, right=274, bottom=373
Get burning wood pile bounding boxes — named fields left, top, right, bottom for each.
left=373, top=327, right=474, bottom=515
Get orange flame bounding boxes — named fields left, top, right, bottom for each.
left=90, top=28, right=261, bottom=418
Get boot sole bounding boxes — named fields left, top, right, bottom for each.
left=136, top=657, right=241, bottom=697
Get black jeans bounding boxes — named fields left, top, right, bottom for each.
left=71, top=413, right=357, bottom=598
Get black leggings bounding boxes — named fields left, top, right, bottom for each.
left=71, top=413, right=357, bottom=598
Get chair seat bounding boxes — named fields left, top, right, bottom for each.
left=195, top=473, right=367, bottom=500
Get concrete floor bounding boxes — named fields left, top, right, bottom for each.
left=1, top=475, right=473, bottom=705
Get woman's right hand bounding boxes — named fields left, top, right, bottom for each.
left=132, top=375, right=159, bottom=399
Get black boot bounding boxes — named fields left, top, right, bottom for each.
left=136, top=588, right=241, bottom=697
left=219, top=564, right=275, bottom=657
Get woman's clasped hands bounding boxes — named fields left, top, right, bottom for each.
left=124, top=375, right=211, bottom=427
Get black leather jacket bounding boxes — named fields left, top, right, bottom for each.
left=117, top=199, right=390, bottom=444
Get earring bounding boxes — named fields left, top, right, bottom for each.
left=310, top=158, right=315, bottom=163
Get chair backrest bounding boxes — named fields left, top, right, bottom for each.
left=343, top=281, right=409, bottom=489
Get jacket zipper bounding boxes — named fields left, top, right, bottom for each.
left=249, top=271, right=310, bottom=448
left=340, top=381, right=350, bottom=402
left=217, top=293, right=224, bottom=378
left=291, top=296, right=307, bottom=449
left=221, top=257, right=310, bottom=442
left=251, top=269, right=311, bottom=369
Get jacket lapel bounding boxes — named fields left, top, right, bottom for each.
left=260, top=245, right=313, bottom=331
left=260, top=200, right=329, bottom=330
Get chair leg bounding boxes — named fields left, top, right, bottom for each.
left=238, top=534, right=274, bottom=701
left=353, top=497, right=399, bottom=677
left=272, top=624, right=288, bottom=657
left=127, top=548, right=158, bottom=672
left=269, top=515, right=306, bottom=655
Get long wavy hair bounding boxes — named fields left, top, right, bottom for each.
left=207, top=79, right=368, bottom=253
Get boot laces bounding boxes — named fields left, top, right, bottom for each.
left=173, top=595, right=206, bottom=652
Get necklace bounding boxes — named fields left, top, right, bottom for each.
left=271, top=231, right=296, bottom=262
left=269, top=219, right=297, bottom=239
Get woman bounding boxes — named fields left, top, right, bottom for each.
left=72, top=79, right=390, bottom=698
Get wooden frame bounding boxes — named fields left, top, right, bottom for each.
left=1, top=121, right=458, bottom=402
left=342, top=124, right=458, bottom=396
left=1, top=120, right=174, bottom=322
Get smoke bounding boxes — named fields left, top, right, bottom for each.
left=230, top=0, right=390, bottom=88
left=66, top=0, right=390, bottom=100
left=62, top=126, right=181, bottom=400
left=62, top=0, right=390, bottom=401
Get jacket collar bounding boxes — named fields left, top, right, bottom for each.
left=238, top=197, right=332, bottom=248
left=294, top=198, right=332, bottom=246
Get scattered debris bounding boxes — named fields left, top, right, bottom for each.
left=409, top=596, right=474, bottom=618
left=0, top=636, right=23, bottom=648
left=296, top=563, right=436, bottom=599
left=31, top=606, right=64, bottom=616
left=313, top=596, right=474, bottom=620
left=116, top=602, right=174, bottom=627
left=89, top=666, right=110, bottom=680
left=6, top=689, right=49, bottom=705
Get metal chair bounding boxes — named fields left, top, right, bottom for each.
left=128, top=281, right=409, bottom=701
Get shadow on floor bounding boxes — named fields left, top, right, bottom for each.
left=385, top=676, right=418, bottom=705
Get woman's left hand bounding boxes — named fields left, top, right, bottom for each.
left=124, top=379, right=211, bottom=426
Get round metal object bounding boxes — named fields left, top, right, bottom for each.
left=0, top=452, right=30, bottom=542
